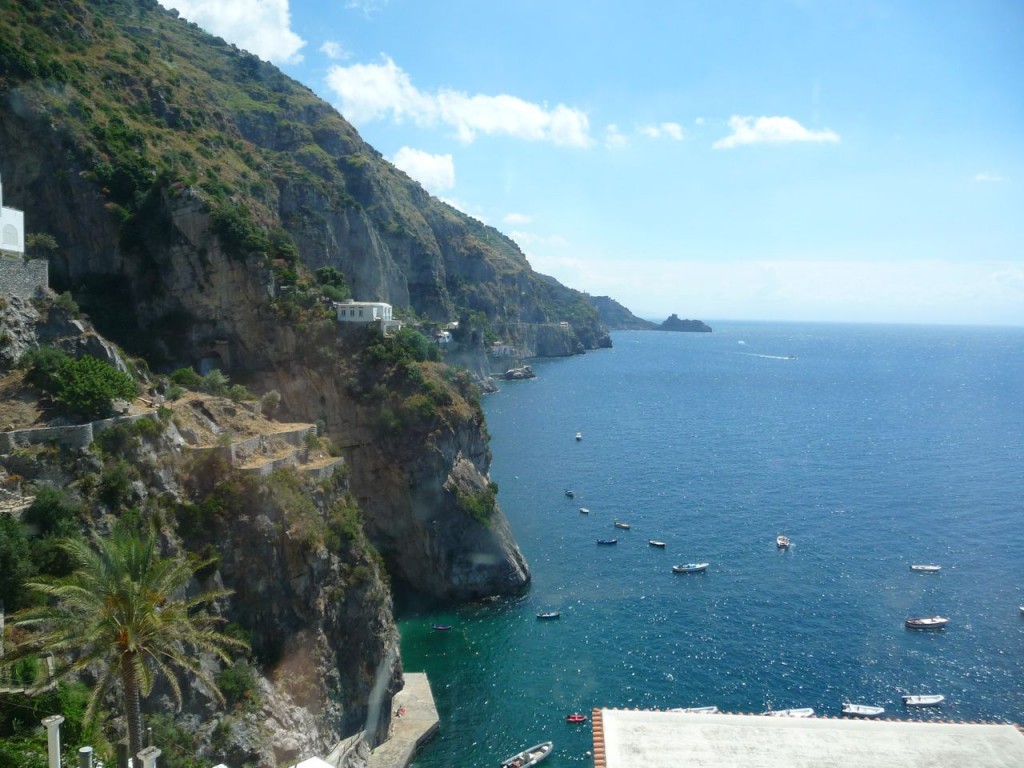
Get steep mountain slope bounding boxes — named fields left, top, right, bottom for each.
left=0, top=0, right=606, bottom=366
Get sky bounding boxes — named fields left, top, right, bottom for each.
left=160, top=0, right=1024, bottom=326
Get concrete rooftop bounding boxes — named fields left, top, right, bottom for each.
left=593, top=709, right=1024, bottom=768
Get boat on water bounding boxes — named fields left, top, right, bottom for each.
left=432, top=624, right=452, bottom=631
left=578, top=507, right=589, bottom=514
left=841, top=702, right=885, bottom=718
left=536, top=611, right=561, bottom=620
left=575, top=432, right=582, bottom=441
left=565, top=713, right=587, bottom=723
left=672, top=562, right=709, bottom=573
left=910, top=564, right=942, bottom=572
left=500, top=741, right=553, bottom=768
left=564, top=490, right=575, bottom=498
left=648, top=540, right=666, bottom=548
left=597, top=538, right=618, bottom=545
left=1020, top=606, right=1024, bottom=615
left=669, top=706, right=719, bottom=714
left=903, top=694, right=945, bottom=707
left=905, top=616, right=949, bottom=630
left=761, top=708, right=814, bottom=718
left=776, top=535, right=791, bottom=549
left=613, top=521, right=631, bottom=530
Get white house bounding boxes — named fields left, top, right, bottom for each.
left=0, top=174, right=25, bottom=255
left=335, top=300, right=393, bottom=323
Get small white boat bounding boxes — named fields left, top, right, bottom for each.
left=910, top=564, right=942, bottom=572
left=761, top=707, right=814, bottom=718
left=903, top=694, right=945, bottom=707
left=776, top=535, right=791, bottom=549
left=614, top=521, right=631, bottom=530
left=672, top=562, right=709, bottom=574
left=564, top=490, right=574, bottom=498
left=648, top=540, right=666, bottom=548
left=575, top=432, right=582, bottom=441
left=500, top=741, right=553, bottom=768
left=669, top=706, right=719, bottom=714
left=905, top=616, right=949, bottom=630
left=1020, top=606, right=1024, bottom=615
left=578, top=507, right=589, bottom=514
left=536, top=611, right=561, bottom=620
left=842, top=702, right=885, bottom=718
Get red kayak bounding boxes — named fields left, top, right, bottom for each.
left=565, top=713, right=587, bottom=723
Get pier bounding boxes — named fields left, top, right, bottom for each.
left=366, top=673, right=438, bottom=768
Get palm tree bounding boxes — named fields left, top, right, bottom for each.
left=3, top=528, right=248, bottom=760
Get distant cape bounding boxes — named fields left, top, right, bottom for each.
left=658, top=314, right=712, bottom=333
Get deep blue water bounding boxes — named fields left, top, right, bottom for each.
left=400, top=323, right=1024, bottom=766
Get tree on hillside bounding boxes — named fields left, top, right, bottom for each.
left=1, top=530, right=247, bottom=761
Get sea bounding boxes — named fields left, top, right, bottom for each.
left=398, top=322, right=1024, bottom=767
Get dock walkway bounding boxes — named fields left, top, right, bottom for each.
left=366, top=673, right=438, bottom=768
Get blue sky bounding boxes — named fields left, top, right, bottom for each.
left=161, top=1, right=1023, bottom=325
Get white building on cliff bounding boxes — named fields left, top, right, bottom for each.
left=335, top=300, right=393, bottom=323
left=0, top=174, right=25, bottom=255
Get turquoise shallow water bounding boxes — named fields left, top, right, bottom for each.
left=400, top=323, right=1024, bottom=767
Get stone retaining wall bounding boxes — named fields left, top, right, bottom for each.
left=0, top=412, right=158, bottom=454
left=0, top=256, right=47, bottom=300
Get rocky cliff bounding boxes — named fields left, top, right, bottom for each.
left=0, top=0, right=579, bottom=760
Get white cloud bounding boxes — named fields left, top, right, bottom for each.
left=508, top=231, right=569, bottom=250
left=713, top=116, right=840, bottom=149
left=325, top=56, right=592, bottom=147
left=319, top=41, right=350, bottom=61
left=503, top=213, right=533, bottom=225
left=346, top=0, right=388, bottom=15
left=694, top=117, right=706, bottom=126
left=974, top=172, right=1005, bottom=183
left=604, top=124, right=629, bottom=149
left=639, top=122, right=684, bottom=140
left=390, top=146, right=455, bottom=194
left=161, top=0, right=305, bottom=64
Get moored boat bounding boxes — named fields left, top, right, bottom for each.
left=910, top=564, right=942, bottom=572
left=575, top=432, right=582, bottom=441
left=903, top=694, right=945, bottom=707
left=536, top=611, right=561, bottom=620
left=672, top=562, right=709, bottom=573
left=597, top=538, right=618, bottom=545
left=614, top=521, right=631, bottom=530
left=499, top=741, right=554, bottom=768
left=761, top=707, right=814, bottom=718
left=432, top=624, right=452, bottom=631
left=648, top=540, right=666, bottom=548
left=564, top=489, right=574, bottom=498
left=842, top=702, right=885, bottom=718
left=578, top=507, right=589, bottom=514
left=905, top=616, right=949, bottom=629
left=776, top=535, right=791, bottom=549
left=565, top=713, right=587, bottom=723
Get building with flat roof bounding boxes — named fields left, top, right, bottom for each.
left=0, top=174, right=25, bottom=254
left=592, top=708, right=1024, bottom=768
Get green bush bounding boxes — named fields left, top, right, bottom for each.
left=217, top=660, right=260, bottom=711
left=0, top=514, right=32, bottom=609
left=21, top=347, right=136, bottom=420
left=169, top=367, right=201, bottom=388
left=454, top=482, right=498, bottom=525
left=98, top=459, right=137, bottom=509
left=201, top=369, right=228, bottom=395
